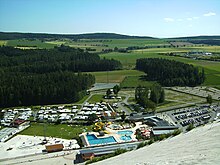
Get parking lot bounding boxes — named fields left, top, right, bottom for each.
left=167, top=104, right=219, bottom=129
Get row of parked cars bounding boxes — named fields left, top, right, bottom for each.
left=171, top=106, right=214, bottom=127
left=174, top=109, right=209, bottom=120
left=180, top=115, right=211, bottom=127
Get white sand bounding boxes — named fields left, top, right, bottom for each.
left=94, top=121, right=220, bottom=165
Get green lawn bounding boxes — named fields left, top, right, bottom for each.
left=20, top=123, right=92, bottom=139
left=88, top=94, right=104, bottom=103
left=121, top=76, right=155, bottom=88
left=74, top=95, right=90, bottom=104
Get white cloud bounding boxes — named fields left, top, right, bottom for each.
left=164, top=18, right=174, bottom=22
left=203, top=12, right=216, bottom=17
left=186, top=16, right=199, bottom=21
left=193, top=16, right=199, bottom=19
left=177, top=18, right=183, bottom=21
left=187, top=18, right=193, bottom=21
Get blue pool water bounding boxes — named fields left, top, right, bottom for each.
left=86, top=134, right=116, bottom=145
left=117, top=130, right=133, bottom=141
left=120, top=135, right=132, bottom=141
left=117, top=130, right=133, bottom=136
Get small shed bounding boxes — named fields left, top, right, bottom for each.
left=45, top=144, right=64, bottom=153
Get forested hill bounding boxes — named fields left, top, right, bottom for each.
left=0, top=45, right=122, bottom=107
left=0, top=32, right=155, bottom=40
left=167, top=35, right=220, bottom=40
left=166, top=36, right=220, bottom=46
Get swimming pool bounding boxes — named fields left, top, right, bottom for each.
left=117, top=130, right=133, bottom=141
left=117, top=130, right=133, bottom=136
left=86, top=134, right=116, bottom=145
left=120, top=135, right=132, bottom=141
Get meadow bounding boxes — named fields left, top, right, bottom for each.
left=121, top=76, right=155, bottom=88
left=0, top=40, right=7, bottom=46
left=7, top=39, right=56, bottom=49
left=20, top=123, right=92, bottom=139
left=100, top=47, right=220, bottom=87
left=86, top=70, right=145, bottom=83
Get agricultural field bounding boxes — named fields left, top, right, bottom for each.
left=120, top=76, right=155, bottom=88
left=0, top=40, right=7, bottom=46
left=45, top=39, right=170, bottom=52
left=86, top=70, right=145, bottom=83
left=6, top=39, right=56, bottom=49
left=100, top=48, right=220, bottom=86
left=20, top=123, right=92, bottom=139
left=102, top=39, right=169, bottom=48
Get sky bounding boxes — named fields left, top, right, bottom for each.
left=0, top=0, right=219, bottom=38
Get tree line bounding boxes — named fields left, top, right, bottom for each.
left=135, top=83, right=165, bottom=112
left=0, top=45, right=121, bottom=108
left=0, top=32, right=154, bottom=40
left=136, top=58, right=205, bottom=87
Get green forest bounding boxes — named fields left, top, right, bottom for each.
left=136, top=58, right=205, bottom=87
left=0, top=45, right=121, bottom=107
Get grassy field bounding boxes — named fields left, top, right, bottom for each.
left=121, top=76, right=155, bottom=88
left=45, top=39, right=169, bottom=52
left=86, top=70, right=145, bottom=83
left=0, top=40, right=7, bottom=46
left=7, top=39, right=56, bottom=49
left=88, top=94, right=104, bottom=103
left=100, top=49, right=220, bottom=86
left=20, top=123, right=92, bottom=139
left=102, top=39, right=169, bottom=48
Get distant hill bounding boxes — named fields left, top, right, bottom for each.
left=0, top=32, right=155, bottom=40
left=167, top=35, right=220, bottom=40
left=166, top=35, right=220, bottom=46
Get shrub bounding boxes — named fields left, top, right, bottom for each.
left=85, top=148, right=127, bottom=164
left=148, top=139, right=154, bottom=145
left=186, top=124, right=195, bottom=132
left=172, top=129, right=182, bottom=136
left=137, top=142, right=147, bottom=149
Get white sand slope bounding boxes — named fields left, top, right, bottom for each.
left=94, top=121, right=220, bottom=165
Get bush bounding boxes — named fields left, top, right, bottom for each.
left=85, top=148, right=127, bottom=164
left=172, top=129, right=182, bottom=136
left=148, top=139, right=154, bottom=145
left=186, top=124, right=195, bottom=132
left=137, top=142, right=147, bottom=149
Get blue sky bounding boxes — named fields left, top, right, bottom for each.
left=0, top=0, right=219, bottom=37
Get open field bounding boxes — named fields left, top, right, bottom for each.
left=7, top=39, right=56, bottom=49
left=87, top=94, right=104, bottom=103
left=121, top=76, right=155, bottom=88
left=102, top=39, right=169, bottom=48
left=86, top=70, right=145, bottom=83
left=100, top=49, right=220, bottom=86
left=4, top=38, right=170, bottom=51
left=19, top=123, right=92, bottom=139
left=0, top=40, right=7, bottom=46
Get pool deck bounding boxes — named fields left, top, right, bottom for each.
left=80, top=122, right=150, bottom=147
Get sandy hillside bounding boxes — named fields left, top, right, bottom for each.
left=94, top=121, right=220, bottom=165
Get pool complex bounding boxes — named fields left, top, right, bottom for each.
left=86, top=134, right=116, bottom=145
left=117, top=130, right=133, bottom=141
